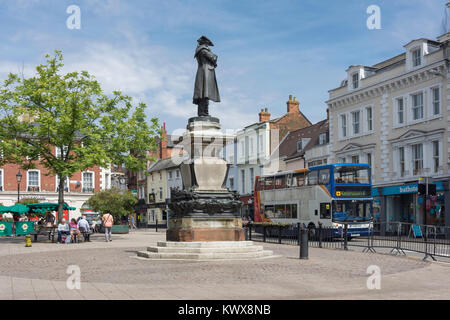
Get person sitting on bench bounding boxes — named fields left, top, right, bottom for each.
left=69, top=218, right=81, bottom=243
left=77, top=215, right=91, bottom=242
left=57, top=219, right=70, bottom=243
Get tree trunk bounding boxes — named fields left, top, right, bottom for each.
left=58, top=177, right=65, bottom=223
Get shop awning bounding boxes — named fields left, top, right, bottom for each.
left=0, top=204, right=30, bottom=215
left=27, top=203, right=76, bottom=214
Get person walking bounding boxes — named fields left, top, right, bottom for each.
left=130, top=215, right=136, bottom=230
left=102, top=211, right=114, bottom=242
left=77, top=215, right=91, bottom=242
left=91, top=219, right=97, bottom=233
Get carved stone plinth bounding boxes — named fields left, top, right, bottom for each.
left=166, top=217, right=245, bottom=242
left=166, top=116, right=244, bottom=242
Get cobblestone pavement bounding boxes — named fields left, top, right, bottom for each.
left=0, top=230, right=450, bottom=300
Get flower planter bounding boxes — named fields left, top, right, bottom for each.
left=15, top=221, right=35, bottom=235
left=0, top=221, right=13, bottom=236
left=111, top=224, right=129, bottom=234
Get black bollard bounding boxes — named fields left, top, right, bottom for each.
left=318, top=221, right=323, bottom=248
left=156, top=219, right=158, bottom=232
left=299, top=224, right=309, bottom=259
left=343, top=223, right=348, bottom=250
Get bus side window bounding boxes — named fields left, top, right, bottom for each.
left=292, top=173, right=304, bottom=187
left=286, top=174, right=292, bottom=187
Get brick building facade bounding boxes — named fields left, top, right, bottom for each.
left=0, top=154, right=105, bottom=219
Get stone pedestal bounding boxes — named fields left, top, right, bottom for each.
left=167, top=116, right=244, bottom=242
left=167, top=217, right=245, bottom=242
left=135, top=115, right=276, bottom=261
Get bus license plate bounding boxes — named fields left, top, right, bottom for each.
left=350, top=233, right=360, bottom=237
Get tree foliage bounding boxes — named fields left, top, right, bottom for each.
left=86, top=188, right=137, bottom=224
left=16, top=198, right=39, bottom=205
left=0, top=50, right=159, bottom=219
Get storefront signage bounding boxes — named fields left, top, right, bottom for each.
left=20, top=195, right=46, bottom=200
left=148, top=202, right=167, bottom=209
left=372, top=182, right=444, bottom=197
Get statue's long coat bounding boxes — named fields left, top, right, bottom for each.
left=193, top=44, right=220, bottom=104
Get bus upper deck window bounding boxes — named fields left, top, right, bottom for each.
left=308, top=171, right=318, bottom=185
left=319, top=169, right=330, bottom=184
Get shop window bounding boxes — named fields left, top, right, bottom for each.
left=433, top=141, right=439, bottom=173
left=399, top=147, right=405, bottom=177
left=397, top=98, right=404, bottom=124
left=27, top=171, right=40, bottom=192
left=412, top=92, right=424, bottom=120
left=412, top=144, right=423, bottom=175
left=432, top=87, right=440, bottom=115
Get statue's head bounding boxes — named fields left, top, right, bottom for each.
left=197, top=35, right=214, bottom=46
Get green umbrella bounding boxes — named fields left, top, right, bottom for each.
left=27, top=202, right=76, bottom=214
left=0, top=204, right=30, bottom=215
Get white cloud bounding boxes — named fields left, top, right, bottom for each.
left=56, top=40, right=258, bottom=130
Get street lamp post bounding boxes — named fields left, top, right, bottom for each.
left=16, top=171, right=22, bottom=203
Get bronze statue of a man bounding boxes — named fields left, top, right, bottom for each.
left=193, top=36, right=220, bottom=117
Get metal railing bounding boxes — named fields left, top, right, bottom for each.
left=244, top=221, right=450, bottom=261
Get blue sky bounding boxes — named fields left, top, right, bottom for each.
left=0, top=0, right=448, bottom=134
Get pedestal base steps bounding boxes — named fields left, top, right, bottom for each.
left=137, top=241, right=275, bottom=260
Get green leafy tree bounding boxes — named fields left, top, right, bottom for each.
left=0, top=51, right=159, bottom=221
left=86, top=188, right=137, bottom=224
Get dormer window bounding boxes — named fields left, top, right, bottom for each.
left=412, top=48, right=421, bottom=67
left=319, top=132, right=328, bottom=145
left=352, top=73, right=359, bottom=89
left=296, top=140, right=303, bottom=152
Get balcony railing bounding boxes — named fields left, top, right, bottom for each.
left=27, top=186, right=40, bottom=192
left=56, top=187, right=69, bottom=192
left=82, top=187, right=94, bottom=193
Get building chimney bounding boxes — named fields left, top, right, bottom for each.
left=326, top=108, right=329, bottom=120
left=160, top=122, right=168, bottom=159
left=286, top=95, right=299, bottom=114
left=259, top=108, right=271, bottom=122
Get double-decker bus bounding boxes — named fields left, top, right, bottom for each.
left=252, top=163, right=373, bottom=238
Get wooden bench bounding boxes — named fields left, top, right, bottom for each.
left=30, top=225, right=57, bottom=242
left=71, top=228, right=92, bottom=243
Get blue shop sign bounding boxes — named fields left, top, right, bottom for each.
left=372, top=181, right=444, bottom=197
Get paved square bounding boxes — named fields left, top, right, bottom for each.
left=0, top=230, right=449, bottom=299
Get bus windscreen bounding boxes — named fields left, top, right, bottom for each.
left=333, top=165, right=370, bottom=185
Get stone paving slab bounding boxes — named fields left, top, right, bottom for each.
left=0, top=276, right=13, bottom=300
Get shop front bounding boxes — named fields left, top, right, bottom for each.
left=147, top=202, right=167, bottom=226
left=240, top=195, right=253, bottom=221
left=373, top=181, right=447, bottom=226
left=134, top=199, right=148, bottom=227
